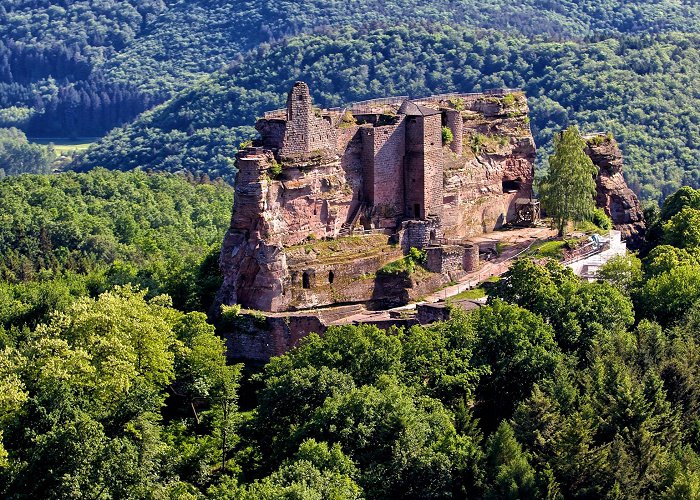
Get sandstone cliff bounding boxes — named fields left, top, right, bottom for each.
left=217, top=83, right=537, bottom=313
left=585, top=134, right=646, bottom=248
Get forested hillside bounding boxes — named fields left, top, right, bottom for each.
left=0, top=0, right=168, bottom=135
left=7, top=2, right=700, bottom=497
left=75, top=27, right=700, bottom=201
left=0, top=169, right=232, bottom=330
left=2, top=0, right=700, bottom=136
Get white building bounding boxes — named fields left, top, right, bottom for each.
left=566, top=230, right=626, bottom=281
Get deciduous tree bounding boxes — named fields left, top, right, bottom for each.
left=539, top=126, right=598, bottom=236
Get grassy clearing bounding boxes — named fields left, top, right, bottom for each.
left=525, top=240, right=566, bottom=259
left=574, top=220, right=610, bottom=235
left=30, top=137, right=97, bottom=156
left=451, top=287, right=487, bottom=300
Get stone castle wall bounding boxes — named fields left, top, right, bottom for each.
left=281, top=82, right=336, bottom=156
left=463, top=244, right=480, bottom=272
left=423, top=114, right=445, bottom=220
left=217, top=83, right=537, bottom=314
left=445, top=109, right=463, bottom=155
left=404, top=116, right=426, bottom=219
left=426, top=245, right=466, bottom=274
left=369, top=121, right=406, bottom=222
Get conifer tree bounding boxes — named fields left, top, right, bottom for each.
left=539, top=126, right=598, bottom=236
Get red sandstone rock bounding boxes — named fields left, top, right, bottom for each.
left=585, top=135, right=646, bottom=249
left=216, top=83, right=537, bottom=313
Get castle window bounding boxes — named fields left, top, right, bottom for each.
left=414, top=204, right=421, bottom=218
left=328, top=271, right=335, bottom=284
left=298, top=94, right=304, bottom=101
left=302, top=271, right=311, bottom=289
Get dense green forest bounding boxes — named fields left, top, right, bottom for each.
left=2, top=0, right=700, bottom=136
left=3, top=180, right=700, bottom=497
left=0, top=0, right=168, bottom=135
left=74, top=27, right=700, bottom=201
left=7, top=1, right=700, bottom=496
left=0, top=127, right=53, bottom=176
left=0, top=169, right=232, bottom=331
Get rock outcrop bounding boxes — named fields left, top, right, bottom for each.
left=585, top=134, right=646, bottom=249
left=216, top=82, right=537, bottom=313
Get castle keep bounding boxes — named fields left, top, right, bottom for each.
left=217, top=82, right=536, bottom=313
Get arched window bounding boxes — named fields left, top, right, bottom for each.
left=328, top=271, right=335, bottom=284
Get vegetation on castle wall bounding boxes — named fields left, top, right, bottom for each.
left=378, top=247, right=426, bottom=275
left=441, top=126, right=453, bottom=146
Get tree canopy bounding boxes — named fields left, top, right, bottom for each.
left=1, top=181, right=700, bottom=496
left=539, top=126, right=598, bottom=235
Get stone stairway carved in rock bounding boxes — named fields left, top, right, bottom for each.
left=340, top=202, right=366, bottom=236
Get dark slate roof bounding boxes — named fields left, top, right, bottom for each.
left=398, top=100, right=441, bottom=117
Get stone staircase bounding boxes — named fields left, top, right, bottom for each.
left=340, top=202, right=366, bottom=236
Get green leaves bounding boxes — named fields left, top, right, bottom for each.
left=539, top=126, right=598, bottom=236
left=0, top=128, right=53, bottom=177
left=0, top=169, right=232, bottom=316
left=494, top=259, right=634, bottom=358
left=484, top=422, right=539, bottom=499
left=0, top=285, right=242, bottom=496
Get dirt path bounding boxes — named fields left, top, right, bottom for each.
left=419, top=226, right=555, bottom=304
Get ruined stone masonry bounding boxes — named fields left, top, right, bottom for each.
left=216, top=81, right=537, bottom=314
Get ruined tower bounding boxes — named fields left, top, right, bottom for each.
left=280, top=82, right=336, bottom=157
left=400, top=101, right=444, bottom=221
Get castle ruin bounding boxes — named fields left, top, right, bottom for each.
left=216, top=82, right=536, bottom=313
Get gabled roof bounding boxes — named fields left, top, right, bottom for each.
left=398, top=100, right=441, bottom=117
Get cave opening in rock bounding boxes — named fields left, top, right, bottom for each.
left=502, top=179, right=521, bottom=193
